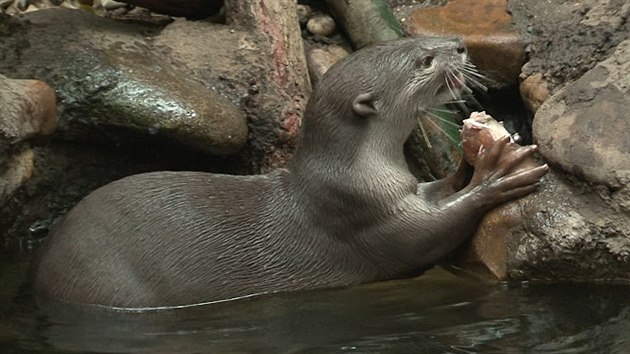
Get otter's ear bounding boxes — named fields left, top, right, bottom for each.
left=352, top=93, right=377, bottom=118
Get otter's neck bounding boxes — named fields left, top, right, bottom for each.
left=288, top=117, right=416, bottom=200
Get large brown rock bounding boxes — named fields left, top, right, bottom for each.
left=404, top=0, right=524, bottom=89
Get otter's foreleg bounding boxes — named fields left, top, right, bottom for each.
left=362, top=137, right=548, bottom=274
left=416, top=158, right=473, bottom=204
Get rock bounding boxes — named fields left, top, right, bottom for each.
left=306, top=14, right=336, bottom=37
left=0, top=9, right=248, bottom=155
left=506, top=172, right=630, bottom=282
left=326, top=0, right=402, bottom=49
left=99, top=0, right=126, bottom=11
left=461, top=39, right=630, bottom=282
left=405, top=0, right=524, bottom=89
left=0, top=74, right=57, bottom=151
left=508, top=0, right=630, bottom=91
left=306, top=45, right=350, bottom=84
left=116, top=0, right=222, bottom=20
left=534, top=39, right=630, bottom=190
left=296, top=4, right=311, bottom=26
left=223, top=1, right=311, bottom=170
left=519, top=72, right=550, bottom=114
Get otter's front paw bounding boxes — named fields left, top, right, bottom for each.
left=467, top=136, right=549, bottom=208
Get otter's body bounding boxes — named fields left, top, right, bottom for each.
left=33, top=37, right=548, bottom=308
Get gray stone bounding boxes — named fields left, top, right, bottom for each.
left=306, top=14, right=336, bottom=37
left=534, top=39, right=630, bottom=190
left=509, top=0, right=630, bottom=91
left=0, top=8, right=247, bottom=155
left=506, top=39, right=630, bottom=281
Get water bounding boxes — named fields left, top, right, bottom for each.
left=1, top=254, right=629, bottom=354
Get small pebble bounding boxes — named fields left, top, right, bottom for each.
left=100, top=0, right=126, bottom=10
left=306, top=14, right=336, bottom=37
left=296, top=4, right=312, bottom=25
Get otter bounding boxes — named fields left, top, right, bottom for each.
left=32, top=37, right=548, bottom=309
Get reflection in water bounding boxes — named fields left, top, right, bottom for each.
left=2, top=266, right=630, bottom=354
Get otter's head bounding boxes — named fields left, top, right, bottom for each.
left=301, top=37, right=469, bottom=148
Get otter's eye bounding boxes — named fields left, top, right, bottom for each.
left=416, top=55, right=434, bottom=68
left=457, top=46, right=466, bottom=54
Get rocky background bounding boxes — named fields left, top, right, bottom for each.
left=1, top=0, right=629, bottom=282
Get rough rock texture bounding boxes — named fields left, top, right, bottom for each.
left=224, top=1, right=311, bottom=171
left=0, top=9, right=248, bottom=155
left=507, top=172, right=630, bottom=282
left=509, top=0, right=630, bottom=92
left=509, top=39, right=630, bottom=281
left=534, top=39, right=630, bottom=191
left=403, top=0, right=524, bottom=88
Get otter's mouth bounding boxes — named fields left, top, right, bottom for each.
left=437, top=72, right=466, bottom=97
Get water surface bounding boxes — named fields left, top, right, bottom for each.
left=1, top=254, right=629, bottom=353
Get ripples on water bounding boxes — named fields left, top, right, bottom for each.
left=1, top=254, right=629, bottom=354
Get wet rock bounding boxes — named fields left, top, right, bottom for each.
left=306, top=45, right=349, bottom=84
left=0, top=8, right=248, bottom=155
left=0, top=74, right=57, bottom=150
left=469, top=39, right=630, bottom=282
left=506, top=172, right=630, bottom=282
left=452, top=36, right=630, bottom=282
left=306, top=14, right=336, bottom=37
left=116, top=0, right=222, bottom=20
left=519, top=72, right=550, bottom=114
left=404, top=0, right=524, bottom=89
